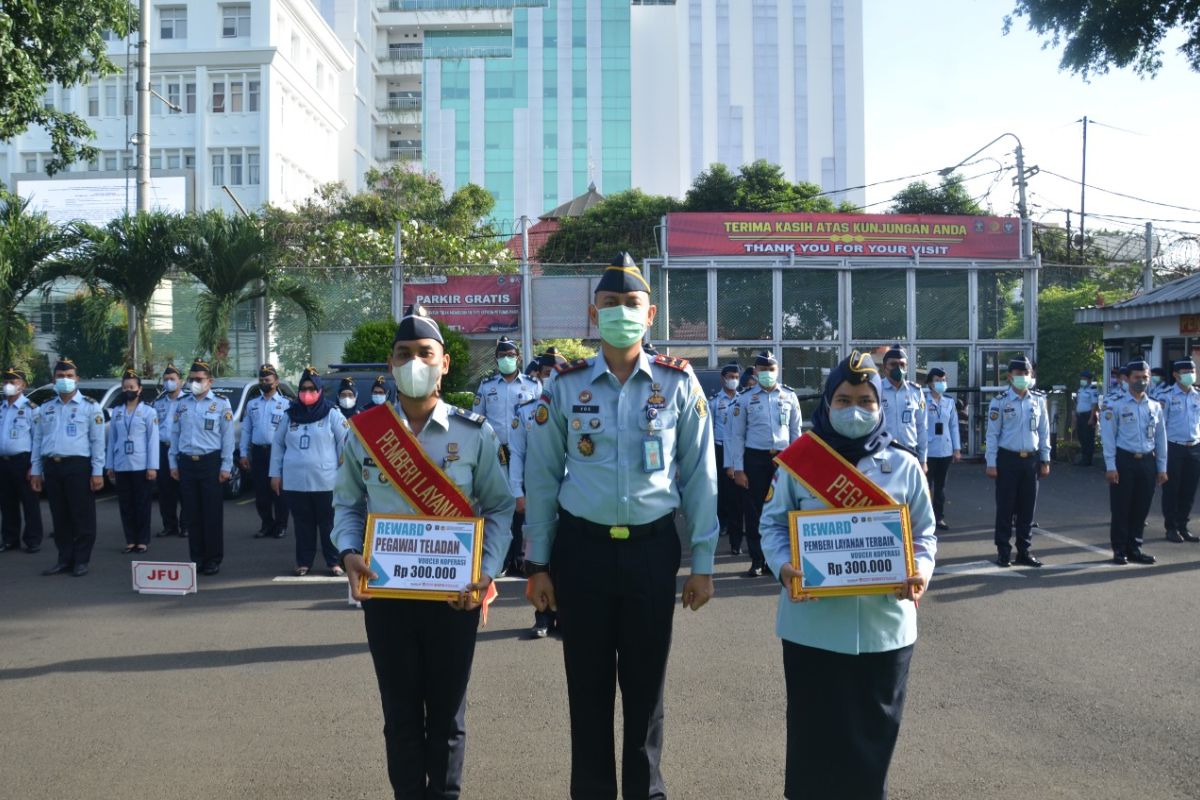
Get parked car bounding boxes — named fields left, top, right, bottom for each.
left=323, top=363, right=396, bottom=407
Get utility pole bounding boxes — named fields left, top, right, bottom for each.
left=1144, top=222, right=1154, bottom=292
left=519, top=216, right=532, bottom=355
left=1065, top=210, right=1072, bottom=265
left=130, top=0, right=151, bottom=369
left=1079, top=115, right=1088, bottom=261
left=392, top=221, right=404, bottom=321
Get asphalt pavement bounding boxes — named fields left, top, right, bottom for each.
left=2, top=463, right=1199, bottom=800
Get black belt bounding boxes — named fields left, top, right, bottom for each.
left=1117, top=448, right=1154, bottom=460
left=746, top=447, right=780, bottom=457
left=1169, top=441, right=1200, bottom=448
left=180, top=451, right=220, bottom=462
left=0, top=452, right=31, bottom=461
left=560, top=508, right=673, bottom=541
left=43, top=455, right=88, bottom=465
left=999, top=448, right=1035, bottom=458
left=252, top=443, right=271, bottom=450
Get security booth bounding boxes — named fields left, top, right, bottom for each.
left=1075, top=272, right=1200, bottom=380
left=644, top=211, right=1040, bottom=457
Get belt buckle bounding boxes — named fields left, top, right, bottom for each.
left=1134, top=453, right=1144, bottom=460
left=190, top=455, right=201, bottom=461
left=52, top=456, right=62, bottom=463
left=609, top=526, right=630, bottom=540
left=1018, top=451, right=1029, bottom=458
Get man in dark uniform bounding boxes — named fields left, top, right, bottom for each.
left=153, top=365, right=188, bottom=538
left=0, top=367, right=43, bottom=553
left=1161, top=358, right=1200, bottom=543
left=1074, top=369, right=1099, bottom=466
left=240, top=364, right=290, bottom=538
left=710, top=363, right=741, bottom=548
left=524, top=253, right=717, bottom=800
left=31, top=358, right=106, bottom=576
left=169, top=360, right=235, bottom=575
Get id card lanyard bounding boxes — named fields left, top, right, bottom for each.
left=643, top=386, right=666, bottom=473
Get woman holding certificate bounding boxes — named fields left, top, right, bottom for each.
left=332, top=304, right=515, bottom=800
left=760, top=350, right=937, bottom=800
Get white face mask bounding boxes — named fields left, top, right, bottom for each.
left=339, top=396, right=356, bottom=409
left=393, top=360, right=441, bottom=399
left=189, top=380, right=206, bottom=395
left=2, top=383, right=17, bottom=397
left=723, top=378, right=738, bottom=391
left=163, top=379, right=179, bottom=393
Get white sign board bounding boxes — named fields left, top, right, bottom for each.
left=132, top=561, right=197, bottom=596
left=16, top=175, right=189, bottom=226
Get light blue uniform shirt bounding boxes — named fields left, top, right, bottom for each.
left=880, top=380, right=928, bottom=463
left=474, top=372, right=541, bottom=446
left=507, top=399, right=539, bottom=498
left=1163, top=385, right=1200, bottom=445
left=924, top=392, right=961, bottom=458
left=268, top=407, right=350, bottom=492
left=331, top=400, right=515, bottom=579
left=107, top=402, right=160, bottom=472
left=726, top=385, right=803, bottom=470
left=0, top=395, right=37, bottom=456
left=240, top=391, right=291, bottom=451
left=31, top=393, right=106, bottom=477
left=1149, top=381, right=1170, bottom=403
left=1101, top=393, right=1168, bottom=472
left=984, top=388, right=1050, bottom=467
left=153, top=391, right=185, bottom=445
left=1075, top=385, right=1100, bottom=414
left=523, top=351, right=719, bottom=573
left=709, top=388, right=738, bottom=446
left=168, top=390, right=235, bottom=473
left=760, top=445, right=937, bottom=655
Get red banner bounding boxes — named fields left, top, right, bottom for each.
left=403, top=274, right=521, bottom=334
left=666, top=212, right=1020, bottom=259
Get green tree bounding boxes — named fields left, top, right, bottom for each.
left=685, top=160, right=853, bottom=213
left=536, top=189, right=682, bottom=264
left=683, top=163, right=740, bottom=211
left=1004, top=0, right=1200, bottom=76
left=1033, top=223, right=1145, bottom=291
left=0, top=194, right=79, bottom=368
left=889, top=174, right=985, bottom=215
left=1036, top=283, right=1104, bottom=390
left=341, top=318, right=471, bottom=394
left=70, top=211, right=185, bottom=374
left=51, top=293, right=127, bottom=377
left=181, top=211, right=322, bottom=372
left=0, top=1, right=133, bottom=173
left=532, top=338, right=595, bottom=363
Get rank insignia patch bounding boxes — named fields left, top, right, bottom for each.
left=534, top=405, right=549, bottom=425
left=577, top=434, right=594, bottom=457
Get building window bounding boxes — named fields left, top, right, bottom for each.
left=160, top=6, right=187, bottom=40
left=104, top=155, right=118, bottom=171
left=211, top=73, right=259, bottom=113
left=104, top=82, right=118, bottom=116
left=247, top=152, right=260, bottom=185
left=229, top=152, right=243, bottom=185
left=184, top=153, right=195, bottom=170
left=229, top=80, right=244, bottom=112
left=212, top=81, right=225, bottom=113
left=87, top=85, right=99, bottom=116
left=24, top=158, right=37, bottom=173
left=150, top=155, right=162, bottom=169
left=167, top=153, right=181, bottom=169
left=165, top=80, right=181, bottom=113
left=222, top=4, right=251, bottom=38
left=210, top=148, right=259, bottom=185
left=185, top=82, right=196, bottom=113
left=42, top=90, right=54, bottom=111
left=248, top=80, right=260, bottom=111
left=212, top=153, right=225, bottom=185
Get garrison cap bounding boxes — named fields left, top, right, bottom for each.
left=189, top=359, right=212, bottom=375
left=595, top=252, right=651, bottom=294
left=642, top=341, right=658, bottom=355
left=258, top=363, right=278, bottom=378
left=755, top=350, right=777, bottom=367
left=1151, top=366, right=1167, bottom=376
left=162, top=364, right=181, bottom=378
left=394, top=303, right=444, bottom=345
left=338, top=377, right=356, bottom=394
left=720, top=363, right=741, bottom=376
left=122, top=367, right=139, bottom=381
left=883, top=345, right=907, bottom=362
left=538, top=347, right=567, bottom=368
left=495, top=336, right=518, bottom=354
left=53, top=357, right=77, bottom=373
left=1080, top=369, right=1093, bottom=378
left=1119, top=366, right=1130, bottom=376
left=2, top=367, right=26, bottom=382
left=1008, top=356, right=1033, bottom=372
left=1173, top=359, right=1196, bottom=371
left=371, top=375, right=388, bottom=391
left=1126, top=360, right=1150, bottom=373
left=927, top=367, right=946, bottom=380
left=298, top=366, right=321, bottom=387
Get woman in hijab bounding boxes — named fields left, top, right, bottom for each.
left=268, top=368, right=350, bottom=576
left=365, top=374, right=390, bottom=410
left=759, top=350, right=937, bottom=800
left=337, top=377, right=359, bottom=419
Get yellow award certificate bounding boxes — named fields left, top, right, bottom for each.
left=787, top=503, right=916, bottom=599
left=360, top=513, right=484, bottom=601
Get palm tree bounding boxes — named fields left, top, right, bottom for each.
left=0, top=195, right=81, bottom=370
left=182, top=210, right=322, bottom=373
left=71, top=212, right=186, bottom=374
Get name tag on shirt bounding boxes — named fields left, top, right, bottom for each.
left=299, top=435, right=311, bottom=450
left=642, top=436, right=664, bottom=473
left=125, top=441, right=134, bottom=455
left=66, top=424, right=77, bottom=437
left=204, top=418, right=215, bottom=432
left=271, top=414, right=282, bottom=425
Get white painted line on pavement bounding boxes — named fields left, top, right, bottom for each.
left=271, top=576, right=348, bottom=584
left=1034, top=527, right=1112, bottom=557
left=236, top=497, right=255, bottom=505
left=935, top=560, right=1026, bottom=578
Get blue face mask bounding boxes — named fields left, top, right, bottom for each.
left=933, top=381, right=947, bottom=395
left=829, top=406, right=880, bottom=439
left=55, top=377, right=76, bottom=395
left=497, top=355, right=518, bottom=375
left=757, top=371, right=778, bottom=389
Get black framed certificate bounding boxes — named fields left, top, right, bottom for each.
left=787, top=504, right=916, bottom=599
left=360, top=513, right=484, bottom=601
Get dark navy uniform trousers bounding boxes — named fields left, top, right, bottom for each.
left=250, top=443, right=288, bottom=534
left=179, top=451, right=224, bottom=566
left=43, top=456, right=96, bottom=566
left=1162, top=442, right=1200, bottom=535
left=156, top=441, right=184, bottom=535
left=1111, top=449, right=1156, bottom=556
left=0, top=452, right=42, bottom=549
left=993, top=449, right=1039, bottom=556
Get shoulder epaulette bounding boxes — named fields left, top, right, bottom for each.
left=451, top=406, right=486, bottom=425
left=889, top=440, right=918, bottom=459
left=27, top=400, right=37, bottom=409
left=515, top=396, right=539, bottom=409
left=736, top=386, right=752, bottom=395
left=555, top=358, right=590, bottom=375
left=781, top=384, right=796, bottom=393
left=653, top=354, right=689, bottom=372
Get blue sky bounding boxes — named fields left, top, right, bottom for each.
left=862, top=0, right=1200, bottom=248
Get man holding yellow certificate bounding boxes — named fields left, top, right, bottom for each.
left=760, top=350, right=937, bottom=800
left=332, top=304, right=515, bottom=800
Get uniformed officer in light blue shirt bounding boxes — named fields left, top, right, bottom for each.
left=710, top=363, right=742, bottom=552
left=879, top=345, right=928, bottom=467
left=269, top=368, right=349, bottom=576
left=240, top=363, right=291, bottom=538
left=924, top=367, right=961, bottom=530
left=0, top=367, right=43, bottom=553
left=333, top=305, right=514, bottom=799
left=30, top=358, right=106, bottom=577
left=523, top=254, right=716, bottom=800
left=1101, top=360, right=1167, bottom=565
left=1150, top=367, right=1170, bottom=402
left=169, top=360, right=235, bottom=575
left=107, top=369, right=160, bottom=554
left=727, top=350, right=802, bottom=576
left=985, top=355, right=1050, bottom=568
left=1075, top=369, right=1100, bottom=466
left=152, top=365, right=188, bottom=538
left=1160, top=358, right=1200, bottom=543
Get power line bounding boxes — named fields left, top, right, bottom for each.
left=1038, top=168, right=1200, bottom=215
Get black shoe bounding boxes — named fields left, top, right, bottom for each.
left=42, top=563, right=71, bottom=576
left=936, top=519, right=949, bottom=530
left=529, top=625, right=549, bottom=639
left=71, top=563, right=89, bottom=577
left=24, top=545, right=40, bottom=554
left=1112, top=553, right=1129, bottom=565
left=1128, top=551, right=1157, bottom=565
left=178, top=529, right=188, bottom=538
left=271, top=529, right=286, bottom=539
left=729, top=547, right=742, bottom=556
left=1166, top=530, right=1184, bottom=543
left=996, top=553, right=1012, bottom=568
left=0, top=542, right=16, bottom=552
left=1182, top=530, right=1200, bottom=543
left=200, top=563, right=220, bottom=575
left=155, top=528, right=174, bottom=538
left=1014, top=551, right=1043, bottom=568
left=253, top=529, right=271, bottom=538
left=745, top=566, right=764, bottom=578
